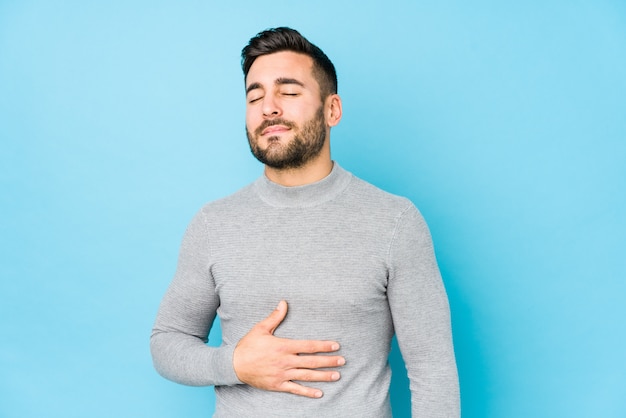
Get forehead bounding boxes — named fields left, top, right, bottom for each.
left=246, top=51, right=317, bottom=88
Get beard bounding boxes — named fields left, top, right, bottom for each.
left=246, top=106, right=327, bottom=170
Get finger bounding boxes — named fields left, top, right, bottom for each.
left=292, top=354, right=346, bottom=370
left=285, top=368, right=342, bottom=383
left=255, top=300, right=288, bottom=334
left=284, top=339, right=341, bottom=354
left=277, top=380, right=324, bottom=399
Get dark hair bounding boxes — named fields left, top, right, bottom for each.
left=241, top=27, right=337, bottom=98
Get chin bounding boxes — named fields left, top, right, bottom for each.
left=265, top=135, right=291, bottom=146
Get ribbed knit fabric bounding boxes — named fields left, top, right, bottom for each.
left=150, top=163, right=459, bottom=417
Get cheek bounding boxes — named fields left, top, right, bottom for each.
left=245, top=112, right=257, bottom=132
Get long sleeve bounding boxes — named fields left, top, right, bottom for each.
left=387, top=204, right=460, bottom=417
left=150, top=208, right=241, bottom=387
left=150, top=165, right=459, bottom=416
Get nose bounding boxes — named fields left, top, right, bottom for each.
left=262, top=95, right=281, bottom=118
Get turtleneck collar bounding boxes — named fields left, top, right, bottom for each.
left=253, top=162, right=353, bottom=208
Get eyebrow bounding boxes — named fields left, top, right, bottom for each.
left=246, top=78, right=305, bottom=95
left=275, top=77, right=305, bottom=88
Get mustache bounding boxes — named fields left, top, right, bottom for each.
left=254, top=118, right=296, bottom=136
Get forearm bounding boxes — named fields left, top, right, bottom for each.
left=402, top=302, right=459, bottom=417
left=393, top=282, right=459, bottom=417
left=149, top=271, right=239, bottom=387
left=150, top=329, right=240, bottom=386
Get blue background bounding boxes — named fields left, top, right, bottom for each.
left=1, top=1, right=625, bottom=417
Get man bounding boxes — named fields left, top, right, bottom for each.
left=151, top=27, right=460, bottom=417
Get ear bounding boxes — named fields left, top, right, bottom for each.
left=325, top=94, right=343, bottom=127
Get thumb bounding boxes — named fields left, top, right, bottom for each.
left=256, top=300, right=288, bottom=335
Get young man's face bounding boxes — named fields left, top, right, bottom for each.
left=245, top=51, right=329, bottom=169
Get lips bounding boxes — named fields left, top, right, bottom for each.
left=255, top=119, right=296, bottom=136
left=262, top=125, right=290, bottom=136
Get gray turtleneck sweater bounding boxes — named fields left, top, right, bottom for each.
left=150, top=163, right=459, bottom=417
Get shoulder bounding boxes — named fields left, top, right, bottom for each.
left=342, top=172, right=432, bottom=237
left=196, top=182, right=258, bottom=217
left=346, top=173, right=416, bottom=214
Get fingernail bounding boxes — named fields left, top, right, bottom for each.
left=331, top=343, right=339, bottom=351
left=331, top=372, right=340, bottom=381
left=314, top=390, right=323, bottom=398
left=337, top=357, right=345, bottom=366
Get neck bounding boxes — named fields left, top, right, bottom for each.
left=264, top=155, right=333, bottom=187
